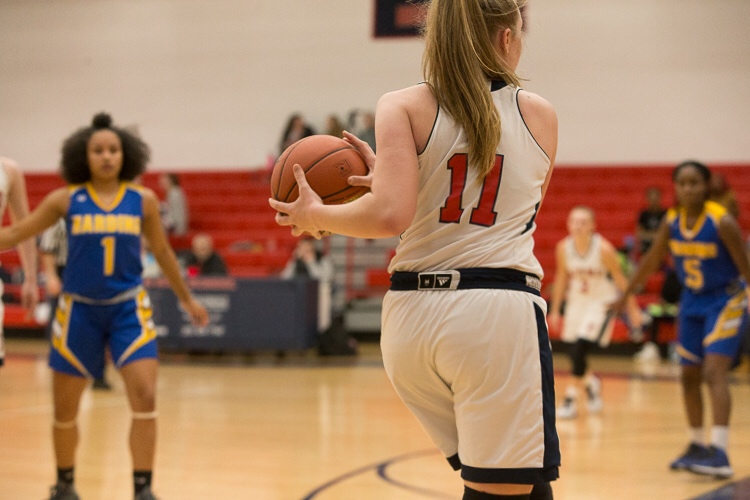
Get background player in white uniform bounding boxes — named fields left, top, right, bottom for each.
left=0, top=157, right=38, bottom=367
left=271, top=1, right=560, bottom=498
left=548, top=206, right=641, bottom=419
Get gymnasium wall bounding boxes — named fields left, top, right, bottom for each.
left=0, top=0, right=748, bottom=171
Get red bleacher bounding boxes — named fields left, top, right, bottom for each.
left=8, top=164, right=750, bottom=336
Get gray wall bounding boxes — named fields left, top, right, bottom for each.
left=1, top=0, right=748, bottom=171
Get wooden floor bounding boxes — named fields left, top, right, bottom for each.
left=2, top=338, right=750, bottom=500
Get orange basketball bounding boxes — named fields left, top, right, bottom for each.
left=271, top=135, right=369, bottom=205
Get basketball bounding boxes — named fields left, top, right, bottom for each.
left=271, top=135, right=369, bottom=205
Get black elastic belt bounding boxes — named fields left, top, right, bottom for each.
left=390, top=268, right=541, bottom=296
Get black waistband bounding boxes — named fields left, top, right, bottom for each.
left=390, top=268, right=541, bottom=296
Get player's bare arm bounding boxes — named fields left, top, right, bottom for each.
left=141, top=189, right=208, bottom=326
left=612, top=219, right=671, bottom=313
left=548, top=240, right=568, bottom=330
left=717, top=214, right=750, bottom=309
left=270, top=90, right=420, bottom=239
left=4, top=160, right=39, bottom=312
left=517, top=91, right=557, bottom=205
left=0, top=187, right=68, bottom=251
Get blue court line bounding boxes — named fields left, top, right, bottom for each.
left=301, top=448, right=452, bottom=499
left=688, top=476, right=750, bottom=499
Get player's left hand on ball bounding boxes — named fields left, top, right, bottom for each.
left=268, top=163, right=324, bottom=236
left=343, top=131, right=375, bottom=188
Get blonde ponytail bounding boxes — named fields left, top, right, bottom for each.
left=422, top=0, right=525, bottom=180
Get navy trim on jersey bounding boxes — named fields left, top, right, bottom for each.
left=515, top=88, right=550, bottom=161
left=490, top=79, right=508, bottom=92
left=521, top=201, right=540, bottom=235
left=446, top=302, right=561, bottom=484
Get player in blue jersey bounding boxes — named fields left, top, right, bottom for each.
left=0, top=113, right=208, bottom=500
left=615, top=161, right=750, bottom=479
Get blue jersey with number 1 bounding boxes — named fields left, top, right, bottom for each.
left=63, top=183, right=144, bottom=300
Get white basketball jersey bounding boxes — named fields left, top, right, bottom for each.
left=388, top=83, right=550, bottom=277
left=564, top=234, right=617, bottom=305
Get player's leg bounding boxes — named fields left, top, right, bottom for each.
left=687, top=295, right=745, bottom=478
left=49, top=371, right=88, bottom=500
left=120, top=359, right=158, bottom=469
left=47, top=296, right=105, bottom=499
left=110, top=291, right=160, bottom=499
left=670, top=312, right=707, bottom=471
left=558, top=339, right=595, bottom=418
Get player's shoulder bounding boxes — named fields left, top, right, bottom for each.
left=704, top=200, right=728, bottom=223
left=665, top=207, right=679, bottom=223
left=517, top=90, right=557, bottom=123
left=378, top=83, right=434, bottom=115
left=0, top=156, right=20, bottom=172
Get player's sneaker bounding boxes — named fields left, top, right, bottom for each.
left=556, top=397, right=577, bottom=419
left=669, top=443, right=708, bottom=470
left=634, top=341, right=660, bottom=363
left=48, top=482, right=80, bottom=500
left=135, top=486, right=160, bottom=500
left=687, top=446, right=733, bottom=479
left=586, top=375, right=603, bottom=413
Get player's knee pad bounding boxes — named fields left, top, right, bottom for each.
left=132, top=410, right=158, bottom=420
left=569, top=340, right=591, bottom=377
left=529, top=482, right=553, bottom=500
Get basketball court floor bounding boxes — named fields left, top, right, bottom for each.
left=2, top=338, right=749, bottom=499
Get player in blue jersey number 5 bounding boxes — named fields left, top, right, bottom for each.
left=615, top=161, right=750, bottom=480
left=0, top=113, right=209, bottom=500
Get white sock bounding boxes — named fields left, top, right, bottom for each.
left=711, top=426, right=729, bottom=450
left=689, top=427, right=704, bottom=445
left=565, top=386, right=578, bottom=400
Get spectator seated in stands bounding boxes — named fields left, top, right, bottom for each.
left=159, top=173, right=190, bottom=236
left=182, top=233, right=227, bottom=277
left=635, top=186, right=666, bottom=258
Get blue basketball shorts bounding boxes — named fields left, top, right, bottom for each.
left=676, top=290, right=747, bottom=365
left=49, top=289, right=158, bottom=379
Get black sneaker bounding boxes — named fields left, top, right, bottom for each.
left=49, top=482, right=80, bottom=500
left=669, top=442, right=708, bottom=470
left=135, top=485, right=159, bottom=500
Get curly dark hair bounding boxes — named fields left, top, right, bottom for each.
left=60, top=112, right=151, bottom=184
left=672, top=160, right=711, bottom=182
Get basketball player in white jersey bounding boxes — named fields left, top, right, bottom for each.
left=271, top=2, right=559, bottom=498
left=0, top=157, right=38, bottom=367
left=548, top=206, right=642, bottom=419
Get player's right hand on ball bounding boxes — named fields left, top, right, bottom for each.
left=269, top=164, right=324, bottom=237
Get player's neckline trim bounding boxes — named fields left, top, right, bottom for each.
left=85, top=182, right=127, bottom=212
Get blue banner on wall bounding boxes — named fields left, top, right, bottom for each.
left=146, top=277, right=318, bottom=352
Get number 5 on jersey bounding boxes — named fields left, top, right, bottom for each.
left=439, top=153, right=504, bottom=227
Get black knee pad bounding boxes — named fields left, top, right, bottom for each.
left=463, top=486, right=530, bottom=499
left=569, top=339, right=591, bottom=377
left=529, top=482, right=554, bottom=500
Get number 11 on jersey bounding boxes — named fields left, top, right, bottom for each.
left=439, top=153, right=504, bottom=227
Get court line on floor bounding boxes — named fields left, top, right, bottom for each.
left=688, top=476, right=750, bottom=500
left=301, top=448, right=453, bottom=500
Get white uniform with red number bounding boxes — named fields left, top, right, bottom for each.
left=381, top=82, right=559, bottom=484
left=0, top=161, right=11, bottom=363
left=561, top=233, right=618, bottom=346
